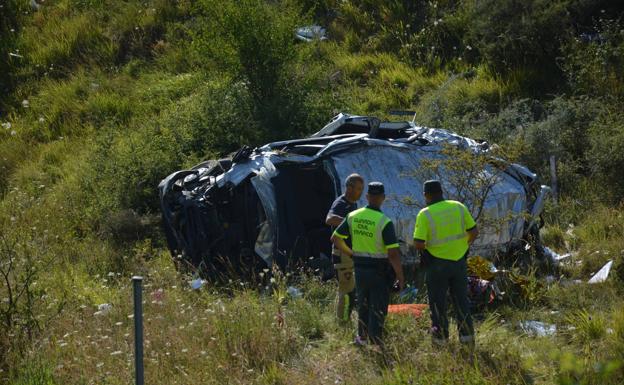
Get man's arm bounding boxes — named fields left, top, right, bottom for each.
left=330, top=217, right=352, bottom=256
left=326, top=214, right=344, bottom=228
left=463, top=203, right=478, bottom=245
left=412, top=211, right=428, bottom=250
left=467, top=226, right=479, bottom=245
left=331, top=234, right=353, bottom=257
left=326, top=198, right=349, bottom=227
left=382, top=221, right=404, bottom=289
left=413, top=239, right=426, bottom=250
left=387, top=247, right=405, bottom=290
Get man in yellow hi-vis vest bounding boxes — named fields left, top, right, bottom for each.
left=413, top=180, right=479, bottom=347
left=331, top=182, right=405, bottom=347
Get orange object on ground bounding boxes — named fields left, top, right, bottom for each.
left=387, top=304, right=428, bottom=318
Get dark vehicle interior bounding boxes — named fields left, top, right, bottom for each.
left=271, top=162, right=336, bottom=271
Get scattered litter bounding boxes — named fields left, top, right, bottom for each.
left=286, top=286, right=302, bottom=298
left=21, top=99, right=30, bottom=108
left=8, top=52, right=23, bottom=58
left=94, top=303, right=112, bottom=316
left=30, top=0, right=41, bottom=11
left=398, top=286, right=418, bottom=303
left=545, top=275, right=557, bottom=284
left=1, top=122, right=10, bottom=130
left=588, top=260, right=613, bottom=284
left=543, top=246, right=571, bottom=265
left=519, top=320, right=557, bottom=337
left=561, top=279, right=582, bottom=287
left=467, top=276, right=500, bottom=310
left=565, top=224, right=575, bottom=237
left=295, top=25, right=327, bottom=42
left=151, top=288, right=164, bottom=302
left=190, top=278, right=204, bottom=290
left=388, top=304, right=428, bottom=318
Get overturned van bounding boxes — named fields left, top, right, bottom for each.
left=158, top=113, right=550, bottom=277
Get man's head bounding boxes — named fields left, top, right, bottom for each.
left=345, top=173, right=364, bottom=202
left=423, top=179, right=443, bottom=204
left=366, top=181, right=385, bottom=208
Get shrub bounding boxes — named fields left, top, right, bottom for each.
left=562, top=17, right=624, bottom=98
left=0, top=0, right=29, bottom=111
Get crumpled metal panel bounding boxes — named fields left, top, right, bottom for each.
left=250, top=158, right=279, bottom=265
left=330, top=140, right=529, bottom=261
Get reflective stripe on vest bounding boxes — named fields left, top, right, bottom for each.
left=347, top=208, right=391, bottom=259
left=423, top=204, right=466, bottom=246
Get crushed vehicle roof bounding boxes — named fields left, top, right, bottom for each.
left=159, top=113, right=550, bottom=276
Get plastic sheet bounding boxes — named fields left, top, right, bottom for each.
left=588, top=260, right=613, bottom=284
left=519, top=320, right=557, bottom=337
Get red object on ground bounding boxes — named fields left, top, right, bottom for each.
left=387, top=304, right=428, bottom=318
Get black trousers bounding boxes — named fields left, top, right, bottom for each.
left=354, top=264, right=391, bottom=345
left=425, top=256, right=474, bottom=342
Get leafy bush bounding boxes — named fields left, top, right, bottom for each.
left=562, top=16, right=624, bottom=98
left=192, top=0, right=331, bottom=140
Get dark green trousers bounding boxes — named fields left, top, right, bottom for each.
left=354, top=264, right=391, bottom=345
left=425, top=255, right=474, bottom=343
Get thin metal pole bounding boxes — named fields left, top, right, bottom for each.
left=549, top=155, right=558, bottom=202
left=132, top=276, right=144, bottom=385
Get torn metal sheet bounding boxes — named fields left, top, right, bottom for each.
left=158, top=113, right=550, bottom=275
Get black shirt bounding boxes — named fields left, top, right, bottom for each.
left=328, top=194, right=358, bottom=256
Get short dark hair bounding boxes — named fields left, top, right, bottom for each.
left=345, top=173, right=364, bottom=187
left=423, top=180, right=443, bottom=194
left=367, top=181, right=385, bottom=195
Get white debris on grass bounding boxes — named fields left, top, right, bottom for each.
left=94, top=303, right=112, bottom=316
left=588, top=260, right=613, bottom=284
left=519, top=320, right=557, bottom=337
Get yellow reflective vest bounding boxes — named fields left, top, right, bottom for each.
left=413, top=200, right=476, bottom=261
left=334, top=207, right=399, bottom=258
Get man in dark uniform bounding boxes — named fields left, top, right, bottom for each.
left=413, top=180, right=479, bottom=347
left=326, top=173, right=364, bottom=325
left=331, top=182, right=405, bottom=347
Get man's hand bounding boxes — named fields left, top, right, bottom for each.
left=387, top=248, right=405, bottom=290
left=331, top=235, right=353, bottom=257
left=396, top=275, right=405, bottom=291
